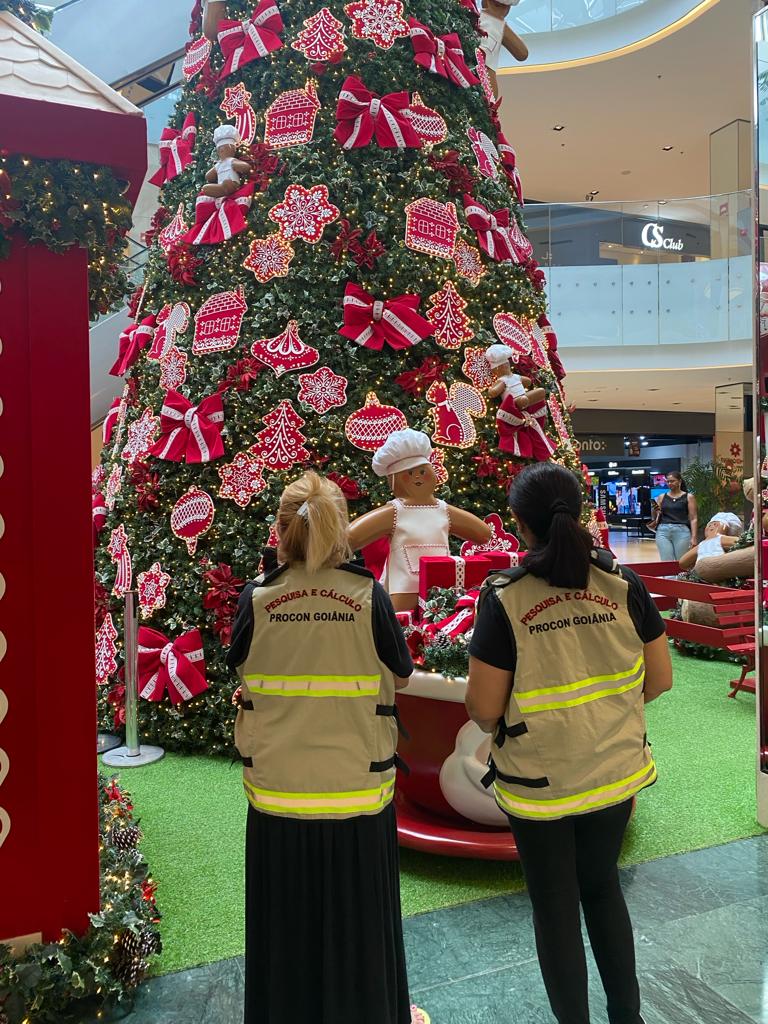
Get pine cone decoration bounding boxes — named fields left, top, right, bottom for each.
left=110, top=823, right=142, bottom=851
left=427, top=632, right=454, bottom=652
left=112, top=928, right=162, bottom=986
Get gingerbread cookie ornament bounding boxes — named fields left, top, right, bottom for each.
left=348, top=429, right=491, bottom=611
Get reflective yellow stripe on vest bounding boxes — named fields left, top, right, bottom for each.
left=243, top=777, right=395, bottom=816
left=515, top=655, right=645, bottom=714
left=243, top=673, right=381, bottom=697
left=495, top=760, right=657, bottom=820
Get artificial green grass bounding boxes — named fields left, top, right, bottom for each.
left=113, top=647, right=765, bottom=976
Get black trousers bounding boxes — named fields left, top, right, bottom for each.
left=508, top=799, right=642, bottom=1024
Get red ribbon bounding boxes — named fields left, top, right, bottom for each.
left=138, top=627, right=207, bottom=705
left=149, top=113, right=197, bottom=187
left=430, top=589, right=480, bottom=639
left=184, top=181, right=255, bottom=246
left=463, top=195, right=519, bottom=263
left=109, top=314, right=156, bottom=377
left=151, top=389, right=225, bottom=463
left=103, top=397, right=121, bottom=445
left=218, top=0, right=284, bottom=79
left=496, top=130, right=524, bottom=206
left=408, top=18, right=479, bottom=88
left=497, top=397, right=556, bottom=461
left=334, top=76, right=421, bottom=150
left=340, top=282, right=434, bottom=351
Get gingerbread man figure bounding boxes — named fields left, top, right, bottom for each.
left=202, top=125, right=252, bottom=198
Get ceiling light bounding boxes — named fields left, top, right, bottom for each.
left=553, top=125, right=565, bottom=131
left=608, top=471, right=619, bottom=477
left=608, top=461, right=617, bottom=468
left=589, top=190, right=600, bottom=196
left=631, top=469, right=645, bottom=475
left=662, top=145, right=674, bottom=151
left=639, top=435, right=646, bottom=440
left=624, top=440, right=630, bottom=446
left=641, top=441, right=649, bottom=446
left=659, top=200, right=668, bottom=206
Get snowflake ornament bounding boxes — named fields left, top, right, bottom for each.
left=298, top=366, right=349, bottom=415
left=160, top=346, right=188, bottom=390
left=105, top=464, right=124, bottom=511
left=121, top=408, right=160, bottom=466
left=462, top=346, right=495, bottom=390
left=453, top=239, right=486, bottom=285
left=218, top=450, right=268, bottom=507
left=95, top=613, right=118, bottom=685
left=269, top=184, right=340, bottom=244
left=251, top=400, right=311, bottom=471
left=344, top=0, right=409, bottom=49
left=243, top=234, right=296, bottom=283
left=138, top=562, right=172, bottom=618
left=426, top=281, right=473, bottom=350
left=251, top=320, right=319, bottom=377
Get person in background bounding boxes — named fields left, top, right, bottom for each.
left=466, top=462, right=672, bottom=1024
left=654, top=471, right=697, bottom=560
left=677, top=512, right=743, bottom=571
left=226, top=471, right=429, bottom=1024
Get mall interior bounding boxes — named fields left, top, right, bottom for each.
left=2, top=0, right=768, bottom=1022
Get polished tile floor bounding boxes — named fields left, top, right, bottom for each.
left=124, top=835, right=768, bottom=1024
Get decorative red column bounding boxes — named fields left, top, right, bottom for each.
left=0, top=11, right=146, bottom=946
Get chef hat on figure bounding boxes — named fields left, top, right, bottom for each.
left=372, top=429, right=433, bottom=477
left=709, top=512, right=743, bottom=536
left=485, top=344, right=515, bottom=369
left=213, top=124, right=240, bottom=150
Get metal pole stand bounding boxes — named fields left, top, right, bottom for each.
left=103, top=591, right=164, bottom=768
left=97, top=732, right=122, bottom=754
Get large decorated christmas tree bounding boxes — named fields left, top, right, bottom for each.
left=93, top=0, right=586, bottom=754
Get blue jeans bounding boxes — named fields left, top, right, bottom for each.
left=656, top=523, right=691, bottom=560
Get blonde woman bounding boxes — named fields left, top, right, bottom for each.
left=226, top=472, right=429, bottom=1024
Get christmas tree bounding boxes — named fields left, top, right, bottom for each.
left=94, top=0, right=585, bottom=754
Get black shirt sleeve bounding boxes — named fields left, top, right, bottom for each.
left=225, top=583, right=256, bottom=671
left=621, top=566, right=666, bottom=643
left=468, top=586, right=517, bottom=673
left=371, top=581, right=414, bottom=679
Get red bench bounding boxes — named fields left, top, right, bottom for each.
left=623, top=562, right=756, bottom=698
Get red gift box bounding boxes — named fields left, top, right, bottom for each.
left=418, top=555, right=492, bottom=607
left=482, top=550, right=522, bottom=572
left=396, top=610, right=415, bottom=629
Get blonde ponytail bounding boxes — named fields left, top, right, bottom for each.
left=277, top=472, right=351, bottom=573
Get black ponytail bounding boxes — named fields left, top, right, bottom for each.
left=508, top=463, right=595, bottom=590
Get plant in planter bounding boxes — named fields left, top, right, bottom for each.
left=682, top=457, right=744, bottom=538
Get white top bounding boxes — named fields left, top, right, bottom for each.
left=383, top=498, right=450, bottom=595
left=215, top=156, right=241, bottom=184
left=499, top=372, right=526, bottom=400
left=696, top=537, right=725, bottom=560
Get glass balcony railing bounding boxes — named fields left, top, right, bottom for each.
left=509, top=0, right=651, bottom=34
left=524, top=191, right=753, bottom=349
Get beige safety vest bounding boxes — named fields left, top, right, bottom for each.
left=485, top=551, right=656, bottom=821
left=234, top=562, right=401, bottom=820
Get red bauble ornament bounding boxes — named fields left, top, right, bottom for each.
left=243, top=234, right=295, bottom=282
left=251, top=320, right=319, bottom=377
left=269, top=183, right=340, bottom=244
left=344, top=392, right=408, bottom=451
left=183, top=35, right=212, bottom=80
left=404, top=198, right=459, bottom=260
left=171, top=488, right=215, bottom=555
left=344, top=0, right=408, bottom=49
left=250, top=400, right=311, bottom=471
left=218, top=450, right=268, bottom=507
left=193, top=286, right=248, bottom=355
left=138, top=562, right=172, bottom=618
left=404, top=92, right=447, bottom=144
left=426, top=281, right=473, bottom=350
left=493, top=312, right=533, bottom=357
left=298, top=365, right=349, bottom=415
left=291, top=8, right=347, bottom=62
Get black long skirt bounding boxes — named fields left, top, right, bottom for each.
left=244, top=801, right=412, bottom=1024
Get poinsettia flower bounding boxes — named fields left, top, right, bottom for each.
left=395, top=355, right=450, bottom=396
left=167, top=242, right=203, bottom=287
left=330, top=218, right=363, bottom=262
left=350, top=229, right=386, bottom=269
left=220, top=356, right=263, bottom=393
left=429, top=150, right=476, bottom=195
left=327, top=472, right=366, bottom=501
left=203, top=563, right=245, bottom=611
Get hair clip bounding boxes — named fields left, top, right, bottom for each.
left=297, top=501, right=310, bottom=519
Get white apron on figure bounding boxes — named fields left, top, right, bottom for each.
left=382, top=498, right=450, bottom=594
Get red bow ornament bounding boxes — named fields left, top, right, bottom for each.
left=184, top=180, right=255, bottom=246
left=109, top=314, right=157, bottom=377
left=408, top=18, right=479, bottom=88
left=218, top=0, right=284, bottom=78
left=432, top=590, right=480, bottom=639
left=138, top=627, right=207, bottom=705
left=334, top=76, right=421, bottom=150
left=151, top=389, right=225, bottom=463
left=496, top=130, right=524, bottom=206
left=340, top=283, right=434, bottom=351
left=149, top=113, right=197, bottom=186
left=463, top=195, right=519, bottom=263
left=497, top=398, right=556, bottom=461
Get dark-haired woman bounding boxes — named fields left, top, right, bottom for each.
left=466, top=463, right=672, bottom=1024
left=654, top=471, right=697, bottom=561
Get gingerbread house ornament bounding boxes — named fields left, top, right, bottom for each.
left=404, top=197, right=459, bottom=260
left=193, top=286, right=248, bottom=355
left=264, top=80, right=321, bottom=149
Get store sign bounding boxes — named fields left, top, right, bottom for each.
left=575, top=435, right=625, bottom=456
left=641, top=222, right=684, bottom=251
